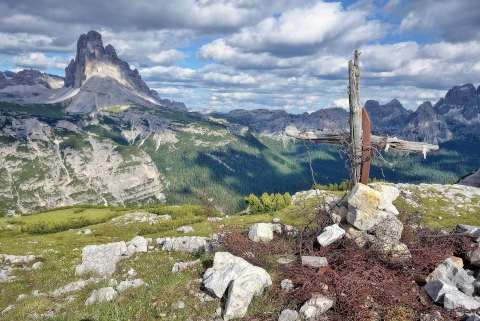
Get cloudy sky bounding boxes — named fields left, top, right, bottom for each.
left=1, top=0, right=479, bottom=113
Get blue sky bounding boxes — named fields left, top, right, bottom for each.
left=0, top=0, right=479, bottom=113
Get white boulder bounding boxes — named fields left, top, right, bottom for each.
left=85, top=287, right=118, bottom=305
left=301, top=256, right=328, bottom=268
left=176, top=225, right=194, bottom=233
left=157, top=236, right=209, bottom=253
left=299, top=294, right=334, bottom=320
left=203, top=252, right=272, bottom=321
left=75, top=241, right=128, bottom=277
left=278, top=309, right=299, bottom=321
left=316, top=224, right=345, bottom=247
left=248, top=223, right=274, bottom=242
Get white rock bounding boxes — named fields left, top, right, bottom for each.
left=85, top=287, right=118, bottom=305
left=0, top=266, right=15, bottom=283
left=16, top=294, right=27, bottom=301
left=280, top=279, right=294, bottom=292
left=299, top=294, right=334, bottom=320
left=316, top=224, right=345, bottom=247
left=157, top=236, right=209, bottom=253
left=112, top=211, right=168, bottom=225
left=248, top=223, right=274, bottom=242
left=52, top=278, right=99, bottom=297
left=172, top=300, right=186, bottom=310
left=127, top=267, right=137, bottom=277
left=176, top=225, right=194, bottom=233
left=369, top=183, right=400, bottom=214
left=301, top=256, right=328, bottom=268
left=32, top=262, right=44, bottom=270
left=77, top=229, right=92, bottom=235
left=75, top=241, right=128, bottom=277
left=116, top=278, right=145, bottom=293
left=1, top=304, right=14, bottom=315
left=278, top=309, right=299, bottom=321
left=203, top=252, right=272, bottom=321
left=444, top=291, right=480, bottom=310
left=273, top=218, right=281, bottom=223
left=172, top=259, right=200, bottom=273
left=127, top=236, right=148, bottom=254
left=0, top=254, right=38, bottom=265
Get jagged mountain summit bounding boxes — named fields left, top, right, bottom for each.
left=0, top=30, right=185, bottom=113
left=216, top=83, right=480, bottom=144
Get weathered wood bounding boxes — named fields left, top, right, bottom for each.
left=285, top=128, right=439, bottom=156
left=360, top=108, right=372, bottom=184
left=348, top=49, right=362, bottom=184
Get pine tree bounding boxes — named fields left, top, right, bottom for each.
left=245, top=194, right=263, bottom=213
left=283, top=192, right=292, bottom=206
left=273, top=193, right=286, bottom=210
left=260, top=192, right=273, bottom=212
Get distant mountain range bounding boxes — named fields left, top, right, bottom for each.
left=215, top=84, right=480, bottom=144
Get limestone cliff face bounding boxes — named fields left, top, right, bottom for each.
left=0, top=116, right=167, bottom=213
left=65, top=31, right=151, bottom=95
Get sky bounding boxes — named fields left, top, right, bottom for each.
left=0, top=0, right=479, bottom=113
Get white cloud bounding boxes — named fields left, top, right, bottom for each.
left=14, top=52, right=67, bottom=70
left=147, top=49, right=185, bottom=65
left=141, top=65, right=196, bottom=81
left=332, top=98, right=349, bottom=109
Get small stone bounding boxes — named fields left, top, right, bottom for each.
left=277, top=256, right=296, bottom=265
left=85, top=287, right=118, bottom=305
left=301, top=256, right=328, bottom=268
left=116, top=278, right=145, bottom=292
left=32, top=262, right=44, bottom=270
left=16, top=294, right=27, bottom=301
left=316, top=224, right=345, bottom=247
left=127, top=268, right=137, bottom=277
left=278, top=309, right=299, bottom=321
left=280, top=279, right=294, bottom=292
left=299, top=294, right=334, bottom=320
left=172, top=260, right=200, bottom=273
left=172, top=300, right=186, bottom=310
left=273, top=218, right=281, bottom=223
left=176, top=226, right=194, bottom=233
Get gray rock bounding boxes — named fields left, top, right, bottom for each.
left=0, top=253, right=38, bottom=265
left=75, top=241, right=128, bottom=277
left=444, top=291, right=480, bottom=310
left=176, top=225, right=194, bottom=233
left=112, top=211, right=166, bottom=225
left=371, top=215, right=403, bottom=244
left=0, top=266, right=15, bottom=283
left=85, top=287, right=118, bottom=305
left=32, top=262, right=44, bottom=270
left=203, top=252, right=272, bottom=321
left=248, top=223, right=274, bottom=242
left=457, top=224, right=480, bottom=238
left=299, top=294, right=334, bottom=320
left=426, top=257, right=475, bottom=296
left=126, top=236, right=148, bottom=254
left=280, top=279, right=294, bottom=292
left=277, top=256, right=296, bottom=265
left=172, top=300, right=186, bottom=310
left=157, top=236, right=209, bottom=253
left=369, top=183, right=400, bottom=214
left=301, top=256, right=328, bottom=268
left=52, top=278, right=99, bottom=297
left=316, top=224, right=345, bottom=247
left=466, top=314, right=480, bottom=321
left=172, top=259, right=200, bottom=273
left=278, top=309, right=299, bottom=321
left=116, top=278, right=145, bottom=293
left=468, top=244, right=480, bottom=267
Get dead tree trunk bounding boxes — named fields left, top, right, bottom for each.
left=360, top=108, right=372, bottom=184
left=348, top=49, right=362, bottom=184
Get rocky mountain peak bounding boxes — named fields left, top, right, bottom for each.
left=444, top=83, right=477, bottom=107
left=64, top=30, right=151, bottom=95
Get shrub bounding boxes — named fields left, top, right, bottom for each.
left=244, top=192, right=292, bottom=214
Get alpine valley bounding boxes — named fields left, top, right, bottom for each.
left=0, top=31, right=479, bottom=214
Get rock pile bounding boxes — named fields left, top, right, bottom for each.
left=203, top=252, right=272, bottom=320
left=111, top=211, right=171, bottom=225
left=333, top=183, right=411, bottom=263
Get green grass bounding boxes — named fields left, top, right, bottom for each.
left=0, top=101, right=66, bottom=119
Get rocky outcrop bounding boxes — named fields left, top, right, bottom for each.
left=75, top=236, right=149, bottom=277
left=156, top=236, right=210, bottom=253
left=459, top=169, right=480, bottom=188
left=203, top=252, right=272, bottom=320
left=65, top=31, right=150, bottom=94
left=0, top=70, right=64, bottom=90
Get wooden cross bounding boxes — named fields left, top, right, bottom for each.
left=286, top=50, right=439, bottom=185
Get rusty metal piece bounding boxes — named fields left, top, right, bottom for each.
left=360, top=108, right=372, bottom=184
